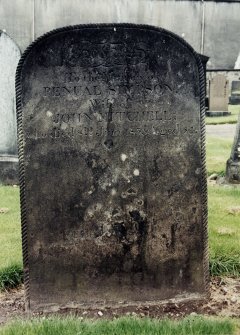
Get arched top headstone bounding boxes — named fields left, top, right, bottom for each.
left=0, top=31, right=21, bottom=155
left=0, top=31, right=21, bottom=185
left=16, top=24, right=208, bottom=312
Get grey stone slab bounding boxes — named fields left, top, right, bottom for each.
left=34, top=0, right=202, bottom=52
left=231, top=81, right=240, bottom=95
left=16, top=24, right=208, bottom=312
left=229, top=81, right=240, bottom=105
left=204, top=2, right=240, bottom=69
left=209, top=74, right=229, bottom=112
left=0, top=0, right=33, bottom=52
left=0, top=31, right=20, bottom=185
left=0, top=31, right=20, bottom=155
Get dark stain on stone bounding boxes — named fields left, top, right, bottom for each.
left=150, top=155, right=161, bottom=182
left=170, top=223, right=177, bottom=251
left=84, top=152, right=108, bottom=193
left=129, top=210, right=147, bottom=275
left=112, top=208, right=119, bottom=216
left=167, top=180, right=184, bottom=198
left=113, top=222, right=127, bottom=240
left=104, top=102, right=114, bottom=150
left=188, top=224, right=196, bottom=234
left=97, top=223, right=132, bottom=275
left=127, top=188, right=137, bottom=195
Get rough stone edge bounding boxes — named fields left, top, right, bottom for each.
left=15, top=23, right=209, bottom=311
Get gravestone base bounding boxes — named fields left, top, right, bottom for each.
left=229, top=96, right=240, bottom=105
left=226, top=159, right=240, bottom=183
left=33, top=293, right=206, bottom=313
left=206, top=111, right=231, bottom=117
left=0, top=156, right=19, bottom=185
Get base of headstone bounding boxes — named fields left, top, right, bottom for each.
left=0, top=156, right=19, bottom=185
left=206, top=111, right=231, bottom=117
left=32, top=293, right=206, bottom=313
left=226, top=159, right=240, bottom=183
left=229, top=96, right=240, bottom=105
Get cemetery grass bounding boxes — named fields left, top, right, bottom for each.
left=0, top=315, right=237, bottom=335
left=206, top=105, right=239, bottom=125
left=0, top=186, right=22, bottom=290
left=206, top=136, right=232, bottom=176
left=208, top=185, right=240, bottom=276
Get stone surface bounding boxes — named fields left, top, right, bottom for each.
left=2, top=0, right=240, bottom=69
left=209, top=74, right=229, bottom=112
left=17, top=24, right=208, bottom=312
left=229, top=81, right=240, bottom=105
left=226, top=114, right=240, bottom=183
left=0, top=31, right=21, bottom=185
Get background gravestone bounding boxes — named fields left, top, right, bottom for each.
left=0, top=31, right=21, bottom=185
left=226, top=113, right=240, bottom=183
left=208, top=74, right=230, bottom=116
left=229, top=81, right=240, bottom=105
left=16, top=24, right=208, bottom=312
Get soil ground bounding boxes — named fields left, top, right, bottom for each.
left=0, top=277, right=239, bottom=325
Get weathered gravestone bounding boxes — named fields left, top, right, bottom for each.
left=16, top=24, right=208, bottom=312
left=226, top=113, right=240, bottom=183
left=229, top=81, right=240, bottom=105
left=0, top=31, right=21, bottom=184
left=208, top=74, right=230, bottom=116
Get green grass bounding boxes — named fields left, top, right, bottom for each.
left=206, top=135, right=240, bottom=276
left=208, top=186, right=240, bottom=276
left=0, top=264, right=23, bottom=290
left=0, top=186, right=22, bottom=290
left=0, top=316, right=236, bottom=335
left=206, top=136, right=232, bottom=176
left=206, top=105, right=240, bottom=125
left=0, top=186, right=21, bottom=269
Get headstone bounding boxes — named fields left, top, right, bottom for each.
left=229, top=81, right=240, bottom=105
left=207, top=74, right=230, bottom=116
left=226, top=113, right=240, bottom=183
left=16, top=24, right=208, bottom=312
left=0, top=31, right=21, bottom=185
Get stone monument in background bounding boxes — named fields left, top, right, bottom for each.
left=207, top=74, right=230, bottom=116
left=229, top=81, right=240, bottom=105
left=16, top=24, right=208, bottom=312
left=0, top=31, right=21, bottom=185
left=226, top=113, right=240, bottom=183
